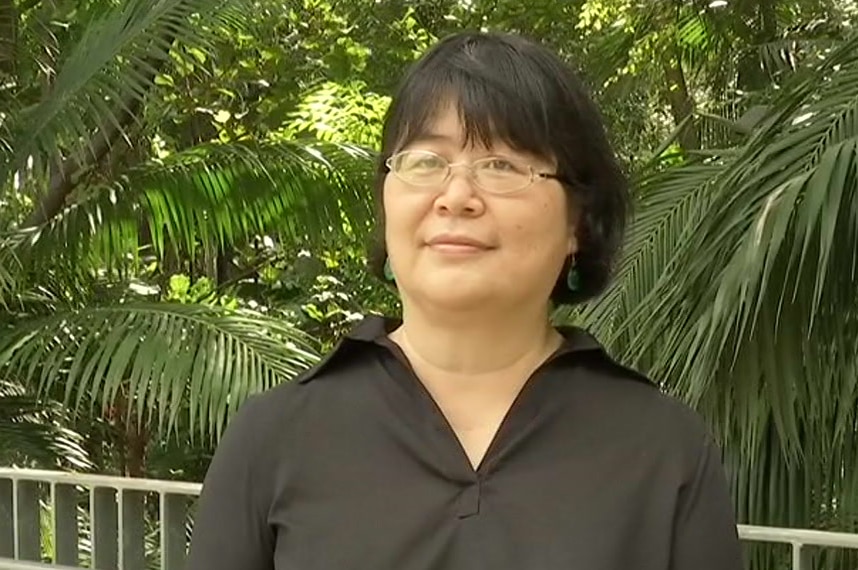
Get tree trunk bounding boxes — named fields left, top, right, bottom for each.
left=23, top=25, right=180, bottom=228
left=125, top=414, right=148, bottom=479
left=110, top=388, right=148, bottom=478
left=110, top=391, right=128, bottom=475
left=759, top=0, right=777, bottom=40
left=662, top=51, right=700, bottom=152
left=736, top=0, right=779, bottom=91
left=24, top=97, right=146, bottom=227
left=0, top=0, right=17, bottom=76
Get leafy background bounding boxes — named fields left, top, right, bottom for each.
left=1, top=0, right=857, bottom=568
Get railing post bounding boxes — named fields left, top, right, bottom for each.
left=52, top=484, right=78, bottom=566
left=15, top=481, right=40, bottom=562
left=0, top=479, right=13, bottom=558
left=792, top=542, right=812, bottom=570
left=120, top=490, right=146, bottom=570
left=91, top=488, right=118, bottom=570
left=161, top=494, right=188, bottom=570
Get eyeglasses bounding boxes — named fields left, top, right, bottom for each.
left=384, top=150, right=565, bottom=194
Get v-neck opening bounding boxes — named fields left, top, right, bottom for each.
left=376, top=334, right=567, bottom=477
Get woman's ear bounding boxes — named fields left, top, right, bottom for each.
left=566, top=202, right=581, bottom=256
left=566, top=232, right=578, bottom=257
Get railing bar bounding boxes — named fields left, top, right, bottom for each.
left=117, top=488, right=124, bottom=570
left=88, top=486, right=95, bottom=565
left=791, top=541, right=814, bottom=570
left=93, top=486, right=119, bottom=570
left=13, top=480, right=40, bottom=562
left=89, top=486, right=98, bottom=568
left=159, top=492, right=166, bottom=570
left=0, top=469, right=201, bottom=496
left=162, top=492, right=189, bottom=569
left=0, top=479, right=13, bottom=558
left=52, top=483, right=78, bottom=566
left=11, top=480, right=17, bottom=560
left=122, top=490, right=146, bottom=570
left=49, top=483, right=56, bottom=563
left=738, top=525, right=858, bottom=549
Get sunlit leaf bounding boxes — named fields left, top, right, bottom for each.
left=0, top=302, right=320, bottom=442
left=10, top=139, right=376, bottom=273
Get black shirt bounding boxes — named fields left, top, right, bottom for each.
left=187, top=315, right=743, bottom=570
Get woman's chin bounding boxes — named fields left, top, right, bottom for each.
left=408, top=273, right=499, bottom=311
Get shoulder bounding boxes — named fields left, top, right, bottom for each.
left=227, top=313, right=390, bottom=424
left=215, top=376, right=317, bottom=466
left=222, top=332, right=380, bottom=440
left=221, top=314, right=393, bottom=438
left=553, top=346, right=716, bottom=468
left=555, top=327, right=708, bottom=428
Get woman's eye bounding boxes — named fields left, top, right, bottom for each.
left=406, top=155, right=444, bottom=170
left=415, top=157, right=443, bottom=168
left=485, top=158, right=524, bottom=173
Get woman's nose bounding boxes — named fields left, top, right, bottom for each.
left=433, top=167, right=485, bottom=216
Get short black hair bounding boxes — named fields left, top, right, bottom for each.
left=368, top=31, right=629, bottom=305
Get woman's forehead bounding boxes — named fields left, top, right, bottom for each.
left=395, top=100, right=550, bottom=160
left=404, top=106, right=498, bottom=148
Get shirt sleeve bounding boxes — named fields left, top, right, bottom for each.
left=187, top=397, right=274, bottom=570
left=670, top=436, right=745, bottom=570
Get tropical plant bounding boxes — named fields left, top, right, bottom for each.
left=564, top=24, right=858, bottom=569
left=4, top=5, right=858, bottom=570
left=566, top=0, right=852, bottom=166
left=0, top=0, right=380, bottom=476
left=0, top=379, right=90, bottom=469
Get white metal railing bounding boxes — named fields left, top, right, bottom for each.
left=0, top=561, right=81, bottom=570
left=2, top=468, right=858, bottom=569
left=737, top=524, right=858, bottom=569
left=0, top=468, right=200, bottom=570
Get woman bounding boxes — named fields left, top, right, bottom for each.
left=187, top=31, right=744, bottom=570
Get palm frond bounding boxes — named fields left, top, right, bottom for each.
left=0, top=302, right=320, bottom=442
left=0, top=381, right=91, bottom=469
left=643, top=32, right=858, bottom=387
left=576, top=32, right=858, bottom=543
left=0, top=242, right=21, bottom=308
left=12, top=139, right=376, bottom=270
left=575, top=159, right=727, bottom=349
left=0, top=0, right=245, bottom=189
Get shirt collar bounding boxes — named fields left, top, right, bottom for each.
left=298, top=314, right=607, bottom=384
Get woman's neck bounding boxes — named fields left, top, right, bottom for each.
left=390, top=302, right=562, bottom=377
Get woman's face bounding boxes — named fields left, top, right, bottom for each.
left=383, top=104, right=578, bottom=313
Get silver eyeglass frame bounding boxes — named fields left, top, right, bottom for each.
left=384, top=150, right=565, bottom=194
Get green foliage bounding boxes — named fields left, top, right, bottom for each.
left=0, top=302, right=319, bottom=442
left=3, top=4, right=858, bottom=568
left=0, top=0, right=381, bottom=474
left=297, top=247, right=400, bottom=351
left=0, top=380, right=91, bottom=469
left=13, top=139, right=376, bottom=273
left=281, top=80, right=390, bottom=147
left=563, top=26, right=858, bottom=570
left=0, top=0, right=248, bottom=190
left=166, top=274, right=216, bottom=304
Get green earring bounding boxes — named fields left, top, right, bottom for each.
left=383, top=257, right=395, bottom=282
left=567, top=266, right=581, bottom=292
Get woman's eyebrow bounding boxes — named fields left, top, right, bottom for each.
left=408, top=133, right=454, bottom=144
left=406, top=132, right=540, bottom=159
